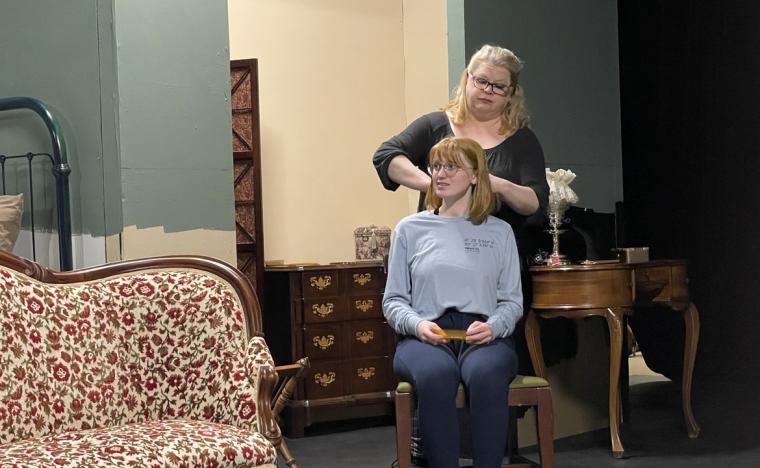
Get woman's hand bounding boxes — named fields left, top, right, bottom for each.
left=416, top=320, right=448, bottom=345
left=466, top=321, right=494, bottom=345
left=389, top=155, right=430, bottom=193
left=488, top=174, right=539, bottom=215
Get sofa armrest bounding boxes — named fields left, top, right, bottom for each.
left=239, top=336, right=281, bottom=447
left=273, top=358, right=310, bottom=417
left=256, top=365, right=282, bottom=448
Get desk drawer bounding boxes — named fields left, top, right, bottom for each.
left=302, top=270, right=340, bottom=298
left=349, top=321, right=391, bottom=357
left=348, top=268, right=385, bottom=293
left=635, top=265, right=689, bottom=303
left=303, top=297, right=348, bottom=323
left=305, top=359, right=346, bottom=399
left=304, top=324, right=344, bottom=359
left=347, top=356, right=394, bottom=394
left=350, top=294, right=383, bottom=319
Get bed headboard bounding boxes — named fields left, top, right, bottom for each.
left=0, top=97, right=72, bottom=271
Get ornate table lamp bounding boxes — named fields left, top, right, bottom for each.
left=545, top=168, right=579, bottom=266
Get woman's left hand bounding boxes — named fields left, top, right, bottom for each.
left=465, top=321, right=494, bottom=345
left=488, top=174, right=540, bottom=216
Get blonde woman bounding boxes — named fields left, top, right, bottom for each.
left=373, top=44, right=549, bottom=244
left=383, top=137, right=522, bottom=468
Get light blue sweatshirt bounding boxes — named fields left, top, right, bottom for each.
left=382, top=210, right=523, bottom=339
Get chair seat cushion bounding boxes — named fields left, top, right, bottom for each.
left=396, top=374, right=549, bottom=394
left=0, top=419, right=277, bottom=467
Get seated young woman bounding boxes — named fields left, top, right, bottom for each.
left=383, top=136, right=523, bottom=468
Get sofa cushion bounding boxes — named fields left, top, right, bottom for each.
left=0, top=266, right=274, bottom=444
left=0, top=418, right=277, bottom=467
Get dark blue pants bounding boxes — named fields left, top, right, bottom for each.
left=393, top=311, right=518, bottom=468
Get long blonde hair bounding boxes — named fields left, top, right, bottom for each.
left=424, top=137, right=495, bottom=225
left=444, top=44, right=530, bottom=135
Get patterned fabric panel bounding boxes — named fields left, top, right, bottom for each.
left=0, top=418, right=277, bottom=467
left=0, top=267, right=275, bottom=445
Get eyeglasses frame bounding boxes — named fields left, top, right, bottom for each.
left=468, top=73, right=514, bottom=97
left=428, top=162, right=473, bottom=176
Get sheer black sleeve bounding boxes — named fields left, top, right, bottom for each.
left=371, top=113, right=443, bottom=191
left=514, top=128, right=550, bottom=213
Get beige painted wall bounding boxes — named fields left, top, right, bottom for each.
left=120, top=226, right=237, bottom=265
left=228, top=0, right=448, bottom=264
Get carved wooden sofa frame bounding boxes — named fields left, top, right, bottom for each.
left=0, top=251, right=283, bottom=467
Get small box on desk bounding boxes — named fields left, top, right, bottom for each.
left=354, top=225, right=391, bottom=260
left=614, top=247, right=649, bottom=263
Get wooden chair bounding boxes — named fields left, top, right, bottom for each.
left=273, top=357, right=310, bottom=468
left=394, top=375, right=554, bottom=468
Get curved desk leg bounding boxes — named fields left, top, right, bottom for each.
left=525, top=310, right=547, bottom=378
left=682, top=302, right=701, bottom=438
left=603, top=307, right=626, bottom=459
left=527, top=307, right=626, bottom=458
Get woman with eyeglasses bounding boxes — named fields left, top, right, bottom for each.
left=374, top=44, right=549, bottom=466
left=384, top=136, right=522, bottom=468
left=373, top=44, right=548, bottom=249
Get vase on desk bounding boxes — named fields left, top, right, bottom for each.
left=545, top=168, right=579, bottom=266
left=547, top=199, right=570, bottom=266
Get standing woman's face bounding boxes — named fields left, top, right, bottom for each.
left=466, top=63, right=512, bottom=119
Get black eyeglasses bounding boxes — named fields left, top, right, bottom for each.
left=470, top=74, right=512, bottom=96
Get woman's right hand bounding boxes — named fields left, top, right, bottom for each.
left=388, top=155, right=430, bottom=193
left=416, top=320, right=448, bottom=345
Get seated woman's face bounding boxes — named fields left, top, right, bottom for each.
left=429, top=159, right=476, bottom=200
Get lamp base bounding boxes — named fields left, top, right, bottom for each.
left=547, top=253, right=569, bottom=266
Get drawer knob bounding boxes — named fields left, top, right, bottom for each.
left=357, top=367, right=376, bottom=380
left=309, top=275, right=332, bottom=290
left=355, top=330, right=375, bottom=343
left=354, top=299, right=374, bottom=313
left=353, top=273, right=372, bottom=286
left=314, top=372, right=336, bottom=387
left=313, top=335, right=335, bottom=350
left=311, top=303, right=334, bottom=318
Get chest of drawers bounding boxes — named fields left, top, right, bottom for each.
left=264, top=262, right=394, bottom=436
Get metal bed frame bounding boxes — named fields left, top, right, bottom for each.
left=0, top=97, right=72, bottom=271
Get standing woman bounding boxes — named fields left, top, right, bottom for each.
left=384, top=136, right=522, bottom=468
left=372, top=44, right=549, bottom=252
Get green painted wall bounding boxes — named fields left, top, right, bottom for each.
left=0, top=0, right=105, bottom=238
left=113, top=0, right=234, bottom=233
left=463, top=0, right=623, bottom=212
left=97, top=0, right=123, bottom=240
left=446, top=0, right=466, bottom=94
left=0, top=0, right=235, bottom=253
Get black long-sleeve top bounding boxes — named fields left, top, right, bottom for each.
left=372, top=111, right=550, bottom=249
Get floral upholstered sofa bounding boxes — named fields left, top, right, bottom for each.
left=0, top=251, right=281, bottom=467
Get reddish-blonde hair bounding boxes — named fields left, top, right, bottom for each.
left=424, top=136, right=495, bottom=225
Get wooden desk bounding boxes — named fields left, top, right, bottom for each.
left=525, top=259, right=700, bottom=458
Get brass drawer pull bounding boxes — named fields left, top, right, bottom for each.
left=355, top=331, right=375, bottom=343
left=309, top=275, right=332, bottom=290
left=311, top=303, right=334, bottom=318
left=354, top=299, right=374, bottom=312
left=314, top=372, right=336, bottom=387
left=353, top=273, right=372, bottom=286
left=357, top=367, right=376, bottom=380
left=313, top=335, right=335, bottom=350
